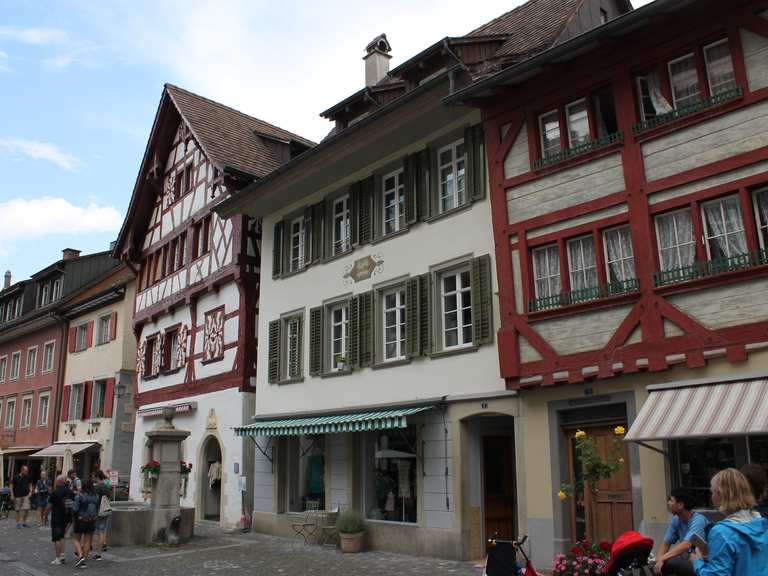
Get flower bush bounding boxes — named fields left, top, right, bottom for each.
left=180, top=461, right=192, bottom=475
left=552, top=540, right=611, bottom=576
left=141, top=460, right=161, bottom=475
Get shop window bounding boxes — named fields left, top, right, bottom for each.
left=362, top=429, right=418, bottom=523
left=286, top=436, right=325, bottom=512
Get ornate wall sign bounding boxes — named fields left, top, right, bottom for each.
left=176, top=324, right=189, bottom=367
left=136, top=341, right=146, bottom=379
left=203, top=308, right=225, bottom=361
left=343, top=253, right=384, bottom=285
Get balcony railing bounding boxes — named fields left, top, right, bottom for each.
left=653, top=249, right=768, bottom=287
left=632, top=86, right=743, bottom=135
left=533, top=131, right=624, bottom=171
left=528, top=278, right=639, bottom=313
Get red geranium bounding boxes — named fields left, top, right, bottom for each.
left=599, top=541, right=612, bottom=552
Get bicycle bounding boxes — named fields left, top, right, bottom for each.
left=0, top=488, right=12, bottom=520
left=485, top=533, right=539, bottom=576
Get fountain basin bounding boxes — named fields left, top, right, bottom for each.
left=109, top=501, right=195, bottom=546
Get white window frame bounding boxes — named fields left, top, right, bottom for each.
left=703, top=38, right=736, bottom=96
left=166, top=329, right=180, bottom=371
left=42, top=341, right=55, bottom=374
left=97, top=314, right=111, bottom=345
left=12, top=297, right=21, bottom=319
left=753, top=187, right=768, bottom=250
left=332, top=195, right=351, bottom=256
left=10, top=351, right=20, bottom=381
left=539, top=109, right=562, bottom=159
left=668, top=52, right=701, bottom=108
left=329, top=302, right=349, bottom=372
left=701, top=194, right=747, bottom=261
left=37, top=392, right=50, bottom=427
left=285, top=316, right=302, bottom=379
left=636, top=76, right=657, bottom=123
left=567, top=235, right=599, bottom=292
left=68, top=383, right=83, bottom=422
left=654, top=208, right=697, bottom=272
left=440, top=268, right=473, bottom=350
left=565, top=98, right=590, bottom=147
left=382, top=287, right=406, bottom=362
left=40, top=284, right=50, bottom=307
left=75, top=323, right=88, bottom=352
left=20, top=395, right=32, bottom=429
left=25, top=346, right=37, bottom=377
left=532, top=245, right=561, bottom=299
left=52, top=279, right=61, bottom=302
left=382, top=168, right=406, bottom=235
left=437, top=139, right=467, bottom=213
left=91, top=380, right=106, bottom=419
left=5, top=397, right=16, bottom=429
left=289, top=216, right=306, bottom=272
left=602, top=225, right=636, bottom=283
left=0, top=355, right=6, bottom=383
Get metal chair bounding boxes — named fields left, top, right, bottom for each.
left=319, top=503, right=344, bottom=548
left=291, top=499, right=320, bottom=544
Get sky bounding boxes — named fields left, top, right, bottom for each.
left=0, top=0, right=654, bottom=284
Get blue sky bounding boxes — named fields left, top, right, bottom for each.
left=0, top=0, right=652, bottom=284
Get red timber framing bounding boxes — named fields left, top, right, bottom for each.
left=479, top=0, right=768, bottom=389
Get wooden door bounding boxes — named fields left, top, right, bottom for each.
left=566, top=425, right=633, bottom=543
left=483, top=436, right=516, bottom=540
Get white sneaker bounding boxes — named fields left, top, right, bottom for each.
left=51, top=557, right=65, bottom=565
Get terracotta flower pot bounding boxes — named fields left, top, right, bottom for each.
left=339, top=531, right=364, bottom=553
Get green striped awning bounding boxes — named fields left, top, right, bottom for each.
left=234, top=406, right=433, bottom=437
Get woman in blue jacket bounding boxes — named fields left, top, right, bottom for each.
left=693, top=468, right=768, bottom=576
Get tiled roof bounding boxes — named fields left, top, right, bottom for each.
left=468, top=0, right=583, bottom=61
left=165, top=84, right=315, bottom=178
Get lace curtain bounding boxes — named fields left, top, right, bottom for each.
left=534, top=245, right=560, bottom=298
left=605, top=227, right=636, bottom=283
left=657, top=210, right=695, bottom=271
left=702, top=196, right=747, bottom=259
left=568, top=237, right=597, bottom=291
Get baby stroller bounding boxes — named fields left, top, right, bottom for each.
left=604, top=531, right=654, bottom=576
left=485, top=534, right=539, bottom=576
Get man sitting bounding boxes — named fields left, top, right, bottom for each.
left=655, top=488, right=708, bottom=576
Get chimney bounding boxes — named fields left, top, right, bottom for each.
left=364, top=33, right=392, bottom=87
left=3, top=271, right=10, bottom=290
left=62, top=248, right=81, bottom=261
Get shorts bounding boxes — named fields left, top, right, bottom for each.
left=51, top=521, right=67, bottom=542
left=95, top=515, right=110, bottom=535
left=14, top=496, right=30, bottom=511
left=73, top=519, right=95, bottom=535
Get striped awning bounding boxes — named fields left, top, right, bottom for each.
left=234, top=406, right=433, bottom=437
left=625, top=379, right=768, bottom=442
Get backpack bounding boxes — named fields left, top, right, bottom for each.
left=98, top=494, right=112, bottom=517
left=75, top=493, right=99, bottom=522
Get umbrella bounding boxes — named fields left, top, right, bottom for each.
left=63, top=448, right=73, bottom=475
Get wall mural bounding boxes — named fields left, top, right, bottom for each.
left=203, top=308, right=224, bottom=361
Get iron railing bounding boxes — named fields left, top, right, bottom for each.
left=653, top=249, right=768, bottom=287
left=533, top=131, right=624, bottom=170
left=528, top=277, right=639, bottom=313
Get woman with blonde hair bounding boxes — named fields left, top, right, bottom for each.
left=693, top=468, right=768, bottom=576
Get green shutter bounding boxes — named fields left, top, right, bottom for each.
left=419, top=148, right=430, bottom=221
left=303, top=206, right=313, bottom=265
left=348, top=296, right=360, bottom=367
left=311, top=202, right=325, bottom=262
left=428, top=146, right=439, bottom=219
left=471, top=255, right=493, bottom=345
left=358, top=177, right=374, bottom=244
left=465, top=124, right=486, bottom=202
left=372, top=173, right=383, bottom=240
left=272, top=222, right=284, bottom=278
left=349, top=182, right=360, bottom=247
left=405, top=277, right=421, bottom=358
left=419, top=272, right=433, bottom=355
left=404, top=154, right=418, bottom=225
left=358, top=291, right=374, bottom=367
left=268, top=320, right=281, bottom=383
left=309, top=306, right=324, bottom=376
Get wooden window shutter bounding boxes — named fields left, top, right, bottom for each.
left=68, top=327, right=76, bottom=353
left=103, top=378, right=115, bottom=418
left=309, top=306, right=324, bottom=376
left=303, top=206, right=313, bottom=265
left=358, top=291, right=374, bottom=367
left=348, top=296, right=360, bottom=367
left=348, top=182, right=360, bottom=246
left=419, top=272, right=433, bottom=355
left=404, top=154, right=418, bottom=225
left=428, top=146, right=439, bottom=219
left=109, top=311, right=118, bottom=341
left=83, top=380, right=93, bottom=420
left=465, top=124, right=486, bottom=202
left=267, top=320, right=281, bottom=383
left=272, top=221, right=284, bottom=278
left=60, top=386, right=70, bottom=422
left=358, top=177, right=374, bottom=244
left=311, top=202, right=325, bottom=262
left=471, top=255, right=493, bottom=345
left=86, top=321, right=94, bottom=348
left=372, top=173, right=383, bottom=239
left=405, top=277, right=422, bottom=358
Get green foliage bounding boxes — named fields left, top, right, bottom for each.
left=336, top=509, right=365, bottom=534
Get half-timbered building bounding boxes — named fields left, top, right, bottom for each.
left=449, top=0, right=768, bottom=567
left=218, top=0, right=628, bottom=560
left=112, top=84, right=313, bottom=527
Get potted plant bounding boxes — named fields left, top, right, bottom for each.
left=141, top=460, right=161, bottom=480
left=552, top=539, right=612, bottom=576
left=335, top=356, right=347, bottom=371
left=336, top=509, right=365, bottom=553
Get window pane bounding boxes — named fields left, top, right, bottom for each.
left=755, top=189, right=768, bottom=248
left=568, top=236, right=598, bottom=292
left=656, top=210, right=695, bottom=271
left=533, top=245, right=561, bottom=299
left=566, top=100, right=590, bottom=147
left=604, top=226, right=636, bottom=283
left=540, top=110, right=561, bottom=157
left=669, top=54, right=700, bottom=108
left=704, top=41, right=736, bottom=95
left=702, top=196, right=746, bottom=260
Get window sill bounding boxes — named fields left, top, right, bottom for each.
left=423, top=200, right=474, bottom=225
left=142, top=373, right=160, bottom=381
left=654, top=253, right=768, bottom=296
left=322, top=248, right=354, bottom=265
left=364, top=518, right=419, bottom=527
left=429, top=344, right=479, bottom=360
left=320, top=368, right=353, bottom=379
left=201, top=356, right=224, bottom=365
left=528, top=279, right=640, bottom=313
left=534, top=131, right=624, bottom=171
left=278, top=376, right=305, bottom=385
left=372, top=358, right=411, bottom=370
left=278, top=266, right=309, bottom=280
left=371, top=227, right=410, bottom=246
left=654, top=250, right=767, bottom=288
left=162, top=366, right=184, bottom=375
left=526, top=289, right=641, bottom=321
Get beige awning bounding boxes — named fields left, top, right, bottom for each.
left=625, top=379, right=768, bottom=442
left=29, top=442, right=99, bottom=459
left=0, top=447, right=44, bottom=456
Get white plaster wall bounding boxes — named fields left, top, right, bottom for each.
left=128, top=386, right=251, bottom=527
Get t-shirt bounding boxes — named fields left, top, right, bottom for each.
left=49, top=486, right=75, bottom=524
left=664, top=511, right=709, bottom=552
left=11, top=474, right=32, bottom=498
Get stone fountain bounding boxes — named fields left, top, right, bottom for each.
left=110, top=407, right=195, bottom=546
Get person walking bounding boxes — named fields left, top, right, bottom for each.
left=654, top=487, right=708, bottom=575
left=740, top=463, right=768, bottom=518
left=71, top=479, right=99, bottom=569
left=693, top=468, right=768, bottom=576
left=46, top=475, right=74, bottom=565
left=10, top=465, right=34, bottom=529
left=92, top=470, right=112, bottom=560
left=67, top=469, right=82, bottom=493
left=35, top=470, right=52, bottom=528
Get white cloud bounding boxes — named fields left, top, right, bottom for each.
left=0, top=197, right=123, bottom=244
left=0, top=138, right=81, bottom=171
left=0, top=50, right=8, bottom=72
left=0, top=26, right=68, bottom=45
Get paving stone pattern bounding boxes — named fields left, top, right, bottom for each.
left=0, top=519, right=482, bottom=575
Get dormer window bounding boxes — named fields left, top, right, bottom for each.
left=52, top=279, right=61, bottom=301
left=40, top=284, right=50, bottom=307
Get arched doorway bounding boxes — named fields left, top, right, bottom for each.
left=201, top=436, right=222, bottom=521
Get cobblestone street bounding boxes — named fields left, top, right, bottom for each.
left=0, top=519, right=481, bottom=576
